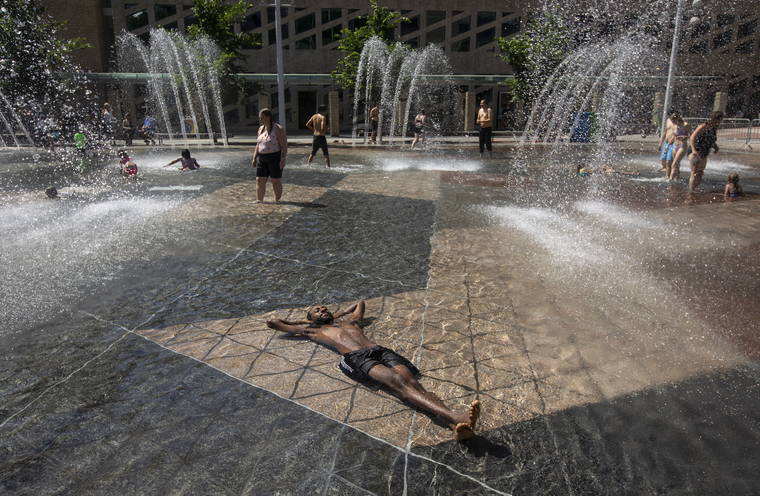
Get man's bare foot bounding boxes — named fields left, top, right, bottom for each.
left=454, top=423, right=474, bottom=440
left=452, top=400, right=481, bottom=441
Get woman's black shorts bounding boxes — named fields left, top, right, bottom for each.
left=256, top=151, right=282, bottom=178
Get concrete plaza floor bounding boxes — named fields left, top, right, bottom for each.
left=1, top=145, right=759, bottom=494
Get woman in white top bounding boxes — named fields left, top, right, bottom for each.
left=251, top=108, right=288, bottom=203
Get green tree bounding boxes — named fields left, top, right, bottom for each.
left=0, top=0, right=97, bottom=144
left=188, top=0, right=260, bottom=74
left=496, top=14, right=570, bottom=110
left=331, top=0, right=409, bottom=90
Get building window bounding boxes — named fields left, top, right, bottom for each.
left=451, top=38, right=470, bottom=52
left=453, top=17, right=470, bottom=36
left=477, top=12, right=496, bottom=26
left=295, top=13, right=315, bottom=34
left=426, top=10, right=445, bottom=26
left=349, top=17, right=366, bottom=30
left=736, top=40, right=754, bottom=54
left=154, top=4, right=176, bottom=20
left=717, top=14, right=736, bottom=27
left=184, top=15, right=196, bottom=28
left=267, top=7, right=288, bottom=24
left=689, top=40, right=708, bottom=53
left=738, top=19, right=757, bottom=38
left=322, top=8, right=341, bottom=24
left=401, top=16, right=419, bottom=36
left=476, top=27, right=495, bottom=47
left=427, top=27, right=445, bottom=44
left=243, top=12, right=262, bottom=31
left=322, top=25, right=342, bottom=46
left=126, top=9, right=148, bottom=30
left=163, top=21, right=178, bottom=30
left=101, top=0, right=111, bottom=7
left=501, top=18, right=520, bottom=37
left=269, top=25, right=289, bottom=45
left=295, top=34, right=316, bottom=49
left=406, top=37, right=419, bottom=49
left=713, top=31, right=732, bottom=49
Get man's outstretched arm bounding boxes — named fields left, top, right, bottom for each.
left=266, top=319, right=313, bottom=335
left=333, top=300, right=365, bottom=321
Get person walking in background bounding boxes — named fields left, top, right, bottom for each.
left=252, top=108, right=287, bottom=203
left=688, top=111, right=723, bottom=192
left=369, top=103, right=380, bottom=144
left=411, top=110, right=427, bottom=149
left=121, top=113, right=134, bottom=146
left=306, top=105, right=331, bottom=168
left=658, top=112, right=681, bottom=175
left=477, top=99, right=493, bottom=158
left=140, top=115, right=158, bottom=145
left=101, top=103, right=114, bottom=144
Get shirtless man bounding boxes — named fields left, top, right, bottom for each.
left=266, top=300, right=481, bottom=440
left=369, top=103, right=380, bottom=143
left=306, top=105, right=330, bottom=168
left=476, top=100, right=493, bottom=158
left=658, top=112, right=681, bottom=173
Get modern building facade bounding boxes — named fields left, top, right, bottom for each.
left=50, top=0, right=760, bottom=132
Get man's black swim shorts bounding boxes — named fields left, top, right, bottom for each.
left=339, top=345, right=420, bottom=384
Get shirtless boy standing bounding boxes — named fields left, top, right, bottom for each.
left=267, top=300, right=481, bottom=440
left=306, top=105, right=330, bottom=168
left=477, top=100, right=493, bottom=158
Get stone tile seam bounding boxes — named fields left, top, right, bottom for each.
left=403, top=192, right=440, bottom=496
left=130, top=328, right=512, bottom=496
left=0, top=244, right=252, bottom=431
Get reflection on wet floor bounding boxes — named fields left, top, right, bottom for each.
left=1, top=146, right=760, bottom=494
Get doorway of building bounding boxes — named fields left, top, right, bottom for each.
left=298, top=91, right=317, bottom=130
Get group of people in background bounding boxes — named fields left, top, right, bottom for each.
left=659, top=110, right=742, bottom=197
left=367, top=99, right=495, bottom=157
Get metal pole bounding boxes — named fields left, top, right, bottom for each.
left=274, top=0, right=286, bottom=131
left=660, top=0, right=685, bottom=137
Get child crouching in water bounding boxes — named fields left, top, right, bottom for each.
left=724, top=172, right=743, bottom=198
left=118, top=149, right=138, bottom=178
left=164, top=149, right=200, bottom=171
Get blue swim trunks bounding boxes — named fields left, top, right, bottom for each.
left=660, top=142, right=675, bottom=161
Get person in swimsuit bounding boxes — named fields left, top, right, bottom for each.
left=688, top=111, right=723, bottom=192
left=724, top=172, right=743, bottom=198
left=165, top=149, right=201, bottom=171
left=305, top=105, right=330, bottom=168
left=411, top=110, right=427, bottom=149
left=658, top=112, right=681, bottom=175
left=668, top=116, right=690, bottom=181
left=369, top=103, right=380, bottom=143
left=477, top=100, right=493, bottom=158
left=266, top=300, right=482, bottom=440
left=251, top=108, right=288, bottom=203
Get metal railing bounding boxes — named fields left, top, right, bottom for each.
left=750, top=119, right=760, bottom=144
left=683, top=117, right=753, bottom=149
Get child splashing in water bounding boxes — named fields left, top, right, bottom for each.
left=164, top=149, right=200, bottom=171
left=724, top=172, right=743, bottom=198
left=118, top=149, right=138, bottom=178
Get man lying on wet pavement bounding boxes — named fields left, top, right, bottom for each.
left=267, top=300, right=481, bottom=440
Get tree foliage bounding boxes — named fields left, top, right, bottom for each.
left=0, top=0, right=97, bottom=143
left=331, top=0, right=409, bottom=90
left=496, top=15, right=570, bottom=109
left=188, top=0, right=259, bottom=74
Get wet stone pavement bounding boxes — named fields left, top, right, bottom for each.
left=1, top=147, right=759, bottom=495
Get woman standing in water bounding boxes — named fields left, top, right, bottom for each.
left=688, top=111, right=723, bottom=192
left=252, top=108, right=288, bottom=203
left=668, top=115, right=690, bottom=181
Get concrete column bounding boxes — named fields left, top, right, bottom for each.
left=464, top=91, right=475, bottom=133
left=713, top=92, right=727, bottom=114
left=591, top=93, right=601, bottom=113
left=258, top=93, right=271, bottom=112
left=652, top=91, right=664, bottom=127
left=328, top=91, right=340, bottom=137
